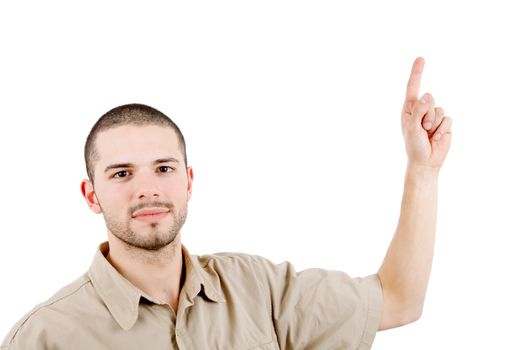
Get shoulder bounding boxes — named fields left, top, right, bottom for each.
left=191, top=251, right=290, bottom=292
left=194, top=250, right=266, bottom=268
left=192, top=251, right=302, bottom=299
left=1, top=273, right=91, bottom=348
left=193, top=250, right=290, bottom=276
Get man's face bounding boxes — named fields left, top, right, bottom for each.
left=88, top=124, right=192, bottom=250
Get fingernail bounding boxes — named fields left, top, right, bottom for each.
left=433, top=132, right=442, bottom=141
left=420, top=95, right=428, bottom=103
left=423, top=122, right=432, bottom=130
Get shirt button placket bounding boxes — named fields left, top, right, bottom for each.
left=175, top=328, right=183, bottom=349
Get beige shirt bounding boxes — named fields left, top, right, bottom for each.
left=2, top=242, right=383, bottom=350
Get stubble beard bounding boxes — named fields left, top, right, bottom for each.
left=103, top=200, right=188, bottom=251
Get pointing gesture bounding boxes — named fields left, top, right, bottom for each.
left=401, top=57, right=452, bottom=171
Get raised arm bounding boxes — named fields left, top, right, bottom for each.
left=377, top=57, right=453, bottom=330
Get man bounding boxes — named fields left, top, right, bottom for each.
left=1, top=57, right=452, bottom=349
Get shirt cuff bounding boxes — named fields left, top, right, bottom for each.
left=358, top=273, right=384, bottom=350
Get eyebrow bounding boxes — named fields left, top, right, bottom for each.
left=104, top=157, right=180, bottom=173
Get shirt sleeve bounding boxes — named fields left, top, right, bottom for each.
left=1, top=304, right=62, bottom=350
left=1, top=316, right=47, bottom=350
left=252, top=256, right=383, bottom=350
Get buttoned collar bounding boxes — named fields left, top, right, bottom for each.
left=88, top=241, right=225, bottom=330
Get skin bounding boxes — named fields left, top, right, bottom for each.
left=377, top=57, right=452, bottom=330
left=80, top=56, right=452, bottom=330
left=81, top=125, right=193, bottom=312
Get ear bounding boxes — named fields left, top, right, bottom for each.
left=186, top=166, right=194, bottom=201
left=81, top=179, right=102, bottom=214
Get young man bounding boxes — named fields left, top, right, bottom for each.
left=1, top=57, right=452, bottom=349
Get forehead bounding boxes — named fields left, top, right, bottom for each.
left=94, top=124, right=182, bottom=166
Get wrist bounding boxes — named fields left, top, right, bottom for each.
left=405, top=164, right=440, bottom=185
left=407, top=163, right=440, bottom=176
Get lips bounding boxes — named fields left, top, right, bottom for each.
left=132, top=207, right=170, bottom=218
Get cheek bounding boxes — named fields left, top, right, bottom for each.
left=165, top=178, right=189, bottom=195
left=97, top=188, right=130, bottom=213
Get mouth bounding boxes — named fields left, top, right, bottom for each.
left=133, top=212, right=169, bottom=222
left=132, top=207, right=170, bottom=222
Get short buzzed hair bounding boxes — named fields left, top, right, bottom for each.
left=84, top=103, right=188, bottom=183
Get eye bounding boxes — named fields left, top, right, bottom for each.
left=158, top=166, right=174, bottom=173
left=113, top=170, right=130, bottom=178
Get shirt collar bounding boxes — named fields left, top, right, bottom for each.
left=180, top=245, right=225, bottom=305
left=88, top=241, right=225, bottom=330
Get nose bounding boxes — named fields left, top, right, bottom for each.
left=138, top=189, right=160, bottom=200
left=134, top=172, right=161, bottom=200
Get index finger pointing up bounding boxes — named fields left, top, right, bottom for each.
left=405, top=57, right=425, bottom=102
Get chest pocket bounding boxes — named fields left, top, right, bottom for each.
left=182, top=298, right=277, bottom=349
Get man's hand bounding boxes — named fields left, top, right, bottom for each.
left=378, top=57, right=452, bottom=330
left=402, top=57, right=452, bottom=170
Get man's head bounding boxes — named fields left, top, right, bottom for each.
left=81, top=104, right=193, bottom=251
left=84, top=103, right=188, bottom=184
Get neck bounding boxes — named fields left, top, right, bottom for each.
left=106, top=233, right=184, bottom=313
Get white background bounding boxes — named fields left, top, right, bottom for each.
left=1, top=1, right=524, bottom=348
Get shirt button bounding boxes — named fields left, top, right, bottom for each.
left=175, top=329, right=181, bottom=337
